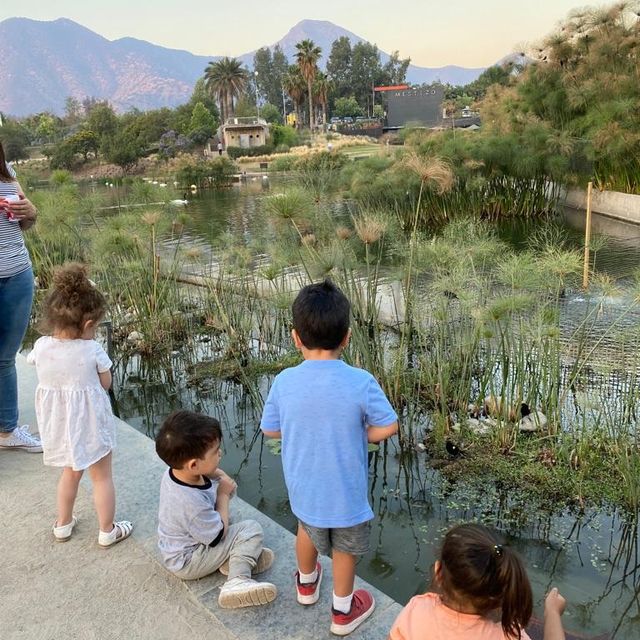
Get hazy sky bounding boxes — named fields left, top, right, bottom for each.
left=3, top=0, right=589, bottom=66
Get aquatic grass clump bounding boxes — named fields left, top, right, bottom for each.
left=353, top=214, right=387, bottom=246
left=293, top=150, right=348, bottom=196
left=130, top=179, right=168, bottom=205
left=496, top=254, right=545, bottom=291
left=24, top=183, right=89, bottom=289
left=265, top=188, right=314, bottom=225
left=402, top=152, right=455, bottom=195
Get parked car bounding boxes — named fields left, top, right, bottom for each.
left=342, top=116, right=354, bottom=124
left=330, top=116, right=342, bottom=124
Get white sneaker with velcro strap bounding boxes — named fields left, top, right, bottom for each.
left=218, top=577, right=277, bottom=608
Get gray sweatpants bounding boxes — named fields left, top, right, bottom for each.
left=171, top=519, right=264, bottom=581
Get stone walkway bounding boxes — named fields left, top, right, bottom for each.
left=0, top=355, right=401, bottom=640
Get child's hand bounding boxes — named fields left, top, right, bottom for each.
left=544, top=588, right=566, bottom=617
left=217, top=474, right=238, bottom=497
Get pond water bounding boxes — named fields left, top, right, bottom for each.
left=105, top=181, right=640, bottom=638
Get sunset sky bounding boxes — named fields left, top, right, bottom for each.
left=2, top=0, right=589, bottom=66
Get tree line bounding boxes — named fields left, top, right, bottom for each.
left=203, top=37, right=411, bottom=129
left=0, top=80, right=220, bottom=171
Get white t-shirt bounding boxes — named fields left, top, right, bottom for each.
left=27, top=337, right=116, bottom=470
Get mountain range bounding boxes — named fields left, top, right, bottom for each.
left=0, top=17, right=488, bottom=117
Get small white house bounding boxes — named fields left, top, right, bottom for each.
left=220, top=117, right=270, bottom=149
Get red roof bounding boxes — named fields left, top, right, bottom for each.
left=373, top=84, right=410, bottom=92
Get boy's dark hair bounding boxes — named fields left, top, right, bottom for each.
left=438, top=523, right=533, bottom=639
left=156, top=410, right=222, bottom=469
left=292, top=279, right=350, bottom=350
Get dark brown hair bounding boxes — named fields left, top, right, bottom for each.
left=292, top=279, right=350, bottom=350
left=438, top=524, right=533, bottom=639
left=42, top=263, right=107, bottom=336
left=156, top=410, right=222, bottom=468
left=0, top=141, right=15, bottom=182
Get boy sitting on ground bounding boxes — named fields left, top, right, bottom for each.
left=261, top=279, right=399, bottom=636
left=156, top=410, right=276, bottom=608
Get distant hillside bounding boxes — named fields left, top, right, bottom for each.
left=0, top=17, right=487, bottom=116
left=0, top=18, right=214, bottom=116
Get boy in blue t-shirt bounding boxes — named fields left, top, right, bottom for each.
left=261, top=279, right=398, bottom=636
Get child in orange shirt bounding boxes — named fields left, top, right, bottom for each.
left=389, top=523, right=567, bottom=640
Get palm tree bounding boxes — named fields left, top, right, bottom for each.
left=313, top=72, right=332, bottom=127
left=295, top=39, right=322, bottom=129
left=283, top=66, right=306, bottom=129
left=204, top=57, right=248, bottom=122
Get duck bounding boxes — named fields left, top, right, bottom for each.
left=518, top=403, right=548, bottom=432
left=445, top=439, right=464, bottom=458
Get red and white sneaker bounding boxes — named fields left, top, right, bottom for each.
left=295, top=562, right=323, bottom=605
left=330, top=589, right=376, bottom=636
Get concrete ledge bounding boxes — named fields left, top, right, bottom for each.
left=1, top=355, right=401, bottom=639
left=563, top=186, right=640, bottom=224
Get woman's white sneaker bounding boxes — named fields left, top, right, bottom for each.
left=0, top=426, right=42, bottom=452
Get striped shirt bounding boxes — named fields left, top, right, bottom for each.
left=0, top=163, right=31, bottom=277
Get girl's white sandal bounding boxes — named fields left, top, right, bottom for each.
left=98, top=520, right=134, bottom=548
left=53, top=516, right=77, bottom=542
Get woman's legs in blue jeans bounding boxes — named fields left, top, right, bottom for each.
left=0, top=267, right=34, bottom=433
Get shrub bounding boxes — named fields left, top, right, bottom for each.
left=294, top=150, right=348, bottom=172
left=50, top=169, right=73, bottom=186
left=175, top=157, right=236, bottom=188
left=270, top=124, right=300, bottom=148
left=102, top=133, right=146, bottom=174
left=226, top=145, right=274, bottom=159
left=260, top=103, right=282, bottom=124
left=270, top=155, right=296, bottom=172
left=49, top=142, right=78, bottom=170
left=207, top=157, right=237, bottom=187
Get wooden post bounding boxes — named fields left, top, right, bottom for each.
left=582, top=181, right=593, bottom=289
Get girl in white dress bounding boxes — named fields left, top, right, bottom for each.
left=27, top=263, right=133, bottom=546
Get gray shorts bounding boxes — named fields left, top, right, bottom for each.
left=299, top=519, right=371, bottom=557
